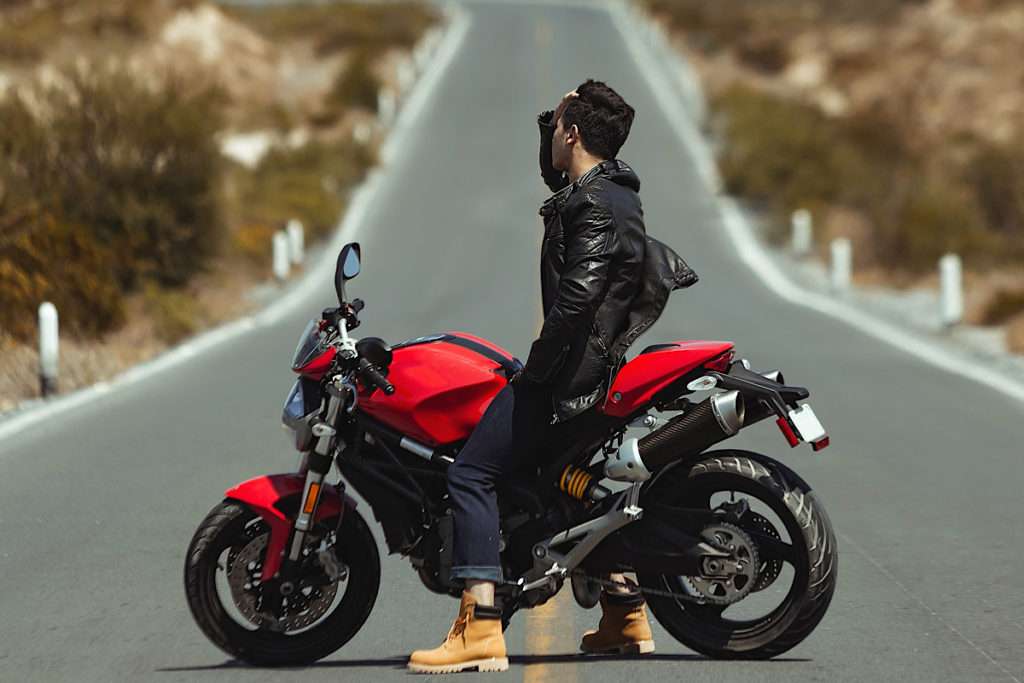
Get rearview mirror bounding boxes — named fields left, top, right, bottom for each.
left=335, top=243, right=361, bottom=302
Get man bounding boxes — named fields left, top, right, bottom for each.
left=408, top=80, right=697, bottom=675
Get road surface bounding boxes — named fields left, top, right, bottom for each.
left=1, top=2, right=1022, bottom=682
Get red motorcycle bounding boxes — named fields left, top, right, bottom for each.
left=184, top=242, right=837, bottom=665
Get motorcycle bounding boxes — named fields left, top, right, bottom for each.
left=184, top=242, right=838, bottom=665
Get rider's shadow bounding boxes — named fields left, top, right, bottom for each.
left=157, top=652, right=809, bottom=673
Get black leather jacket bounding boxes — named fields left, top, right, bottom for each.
left=525, top=112, right=698, bottom=420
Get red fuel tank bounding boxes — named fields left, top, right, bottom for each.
left=359, top=332, right=519, bottom=446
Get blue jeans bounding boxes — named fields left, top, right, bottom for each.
left=447, top=382, right=552, bottom=583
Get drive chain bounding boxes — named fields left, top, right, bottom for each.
left=574, top=571, right=721, bottom=605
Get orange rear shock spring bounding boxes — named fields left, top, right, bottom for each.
left=559, top=465, right=602, bottom=501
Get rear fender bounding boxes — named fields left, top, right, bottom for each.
left=225, top=473, right=357, bottom=582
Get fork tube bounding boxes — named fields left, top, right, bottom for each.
left=289, top=389, right=342, bottom=561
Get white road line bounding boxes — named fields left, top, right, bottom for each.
left=0, top=8, right=472, bottom=448
left=608, top=0, right=1024, bottom=407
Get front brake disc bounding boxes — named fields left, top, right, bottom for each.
left=227, top=532, right=339, bottom=632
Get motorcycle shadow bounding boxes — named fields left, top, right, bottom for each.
left=157, top=653, right=810, bottom=673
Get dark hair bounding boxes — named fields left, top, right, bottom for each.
left=560, top=79, right=635, bottom=159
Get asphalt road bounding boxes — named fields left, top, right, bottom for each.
left=2, top=2, right=1023, bottom=682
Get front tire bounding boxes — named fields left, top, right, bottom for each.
left=638, top=450, right=837, bottom=660
left=184, top=501, right=380, bottom=666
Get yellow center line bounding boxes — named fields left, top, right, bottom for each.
left=523, top=589, right=581, bottom=683
left=524, top=26, right=581, bottom=676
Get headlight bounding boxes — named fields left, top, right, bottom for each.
left=282, top=378, right=321, bottom=451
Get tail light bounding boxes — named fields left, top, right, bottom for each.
left=704, top=350, right=734, bottom=373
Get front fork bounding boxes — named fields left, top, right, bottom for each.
left=287, top=382, right=347, bottom=565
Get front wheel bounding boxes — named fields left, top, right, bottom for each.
left=638, top=450, right=837, bottom=660
left=184, top=500, right=380, bottom=666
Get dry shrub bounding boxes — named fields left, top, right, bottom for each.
left=0, top=63, right=224, bottom=341
left=713, top=85, right=1011, bottom=272
left=230, top=140, right=376, bottom=245
left=222, top=2, right=438, bottom=55
left=0, top=215, right=125, bottom=340
left=978, top=288, right=1024, bottom=326
left=233, top=223, right=277, bottom=267
left=735, top=33, right=789, bottom=74
left=0, top=0, right=194, bottom=62
left=966, top=141, right=1024, bottom=237
left=144, top=284, right=202, bottom=344
left=313, top=3, right=437, bottom=55
left=327, top=50, right=380, bottom=115
left=644, top=0, right=925, bottom=52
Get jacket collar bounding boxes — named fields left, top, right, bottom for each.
left=539, top=159, right=639, bottom=217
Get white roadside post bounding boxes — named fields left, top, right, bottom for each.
left=791, top=208, right=813, bottom=257
left=286, top=219, right=305, bottom=266
left=939, top=253, right=964, bottom=328
left=353, top=121, right=372, bottom=145
left=830, top=238, right=852, bottom=293
left=38, top=302, right=59, bottom=397
left=273, top=231, right=290, bottom=281
left=397, top=58, right=415, bottom=95
left=377, top=90, right=396, bottom=128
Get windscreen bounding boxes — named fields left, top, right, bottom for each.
left=290, top=319, right=326, bottom=370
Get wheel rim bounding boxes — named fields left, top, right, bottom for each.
left=642, top=472, right=811, bottom=643
left=213, top=517, right=350, bottom=635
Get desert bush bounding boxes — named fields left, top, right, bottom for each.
left=643, top=0, right=925, bottom=51
left=1, top=65, right=224, bottom=288
left=327, top=50, right=380, bottom=114
left=0, top=1, right=184, bottom=62
left=0, top=64, right=224, bottom=341
left=712, top=85, right=1003, bottom=271
left=875, top=183, right=991, bottom=270
left=978, top=288, right=1024, bottom=326
left=0, top=214, right=125, bottom=340
left=144, top=283, right=202, bottom=344
left=714, top=85, right=850, bottom=241
left=222, top=2, right=438, bottom=56
left=966, top=141, right=1024, bottom=238
left=735, top=33, right=789, bottom=74
left=313, top=3, right=437, bottom=55
left=232, top=222, right=277, bottom=267
left=230, top=140, right=375, bottom=245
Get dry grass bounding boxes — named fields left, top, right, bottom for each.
left=221, top=2, right=438, bottom=56
left=649, top=0, right=1024, bottom=277
left=0, top=0, right=196, bottom=63
left=0, top=0, right=437, bottom=407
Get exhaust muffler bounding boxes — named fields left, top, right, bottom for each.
left=606, top=390, right=745, bottom=482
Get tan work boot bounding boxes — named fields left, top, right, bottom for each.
left=580, top=591, right=656, bottom=655
left=408, top=591, right=509, bottom=674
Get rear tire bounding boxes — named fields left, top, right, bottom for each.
left=184, top=501, right=380, bottom=666
left=638, top=450, right=837, bottom=660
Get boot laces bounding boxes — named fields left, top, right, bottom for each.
left=446, top=613, right=469, bottom=643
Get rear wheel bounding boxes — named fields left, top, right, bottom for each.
left=184, top=501, right=380, bottom=666
left=638, top=450, right=837, bottom=659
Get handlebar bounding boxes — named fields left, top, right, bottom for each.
left=359, top=357, right=395, bottom=395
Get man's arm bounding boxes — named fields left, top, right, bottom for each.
left=523, top=195, right=614, bottom=383
left=537, top=110, right=569, bottom=193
